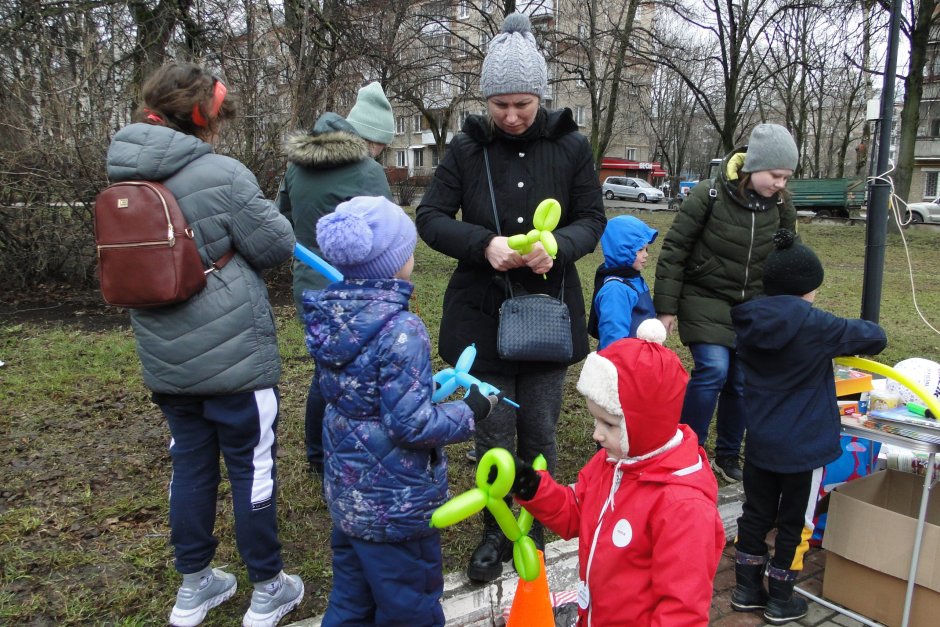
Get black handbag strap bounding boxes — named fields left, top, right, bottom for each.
left=483, top=147, right=564, bottom=300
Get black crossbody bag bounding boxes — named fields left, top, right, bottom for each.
left=483, top=148, right=573, bottom=363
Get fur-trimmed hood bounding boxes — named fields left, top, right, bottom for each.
left=283, top=112, right=370, bottom=169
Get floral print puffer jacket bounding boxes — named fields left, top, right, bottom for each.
left=304, top=278, right=475, bottom=542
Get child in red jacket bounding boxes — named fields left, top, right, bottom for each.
left=512, top=335, right=725, bottom=626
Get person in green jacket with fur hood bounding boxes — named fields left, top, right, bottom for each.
left=654, top=123, right=800, bottom=483
left=279, top=82, right=394, bottom=479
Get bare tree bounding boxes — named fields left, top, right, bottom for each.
left=644, top=0, right=809, bottom=153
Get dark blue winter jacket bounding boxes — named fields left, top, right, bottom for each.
left=731, top=296, right=886, bottom=473
left=304, top=279, right=475, bottom=542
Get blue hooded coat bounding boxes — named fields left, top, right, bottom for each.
left=304, top=279, right=475, bottom=542
left=593, top=215, right=657, bottom=348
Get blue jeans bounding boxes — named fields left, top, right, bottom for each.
left=679, top=343, right=745, bottom=458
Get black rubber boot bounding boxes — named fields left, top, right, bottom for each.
left=763, top=567, right=808, bottom=625
left=467, top=510, right=512, bottom=583
left=730, top=551, right=768, bottom=612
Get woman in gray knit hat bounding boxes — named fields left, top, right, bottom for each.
left=417, top=12, right=606, bottom=583
left=653, top=123, right=800, bottom=486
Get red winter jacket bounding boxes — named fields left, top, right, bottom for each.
left=517, top=425, right=724, bottom=627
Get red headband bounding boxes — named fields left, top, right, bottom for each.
left=192, top=79, right=227, bottom=128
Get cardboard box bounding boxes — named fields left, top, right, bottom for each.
left=834, top=368, right=874, bottom=397
left=822, top=469, right=940, bottom=626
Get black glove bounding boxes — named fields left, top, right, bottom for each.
left=512, top=458, right=541, bottom=500
left=463, top=384, right=500, bottom=423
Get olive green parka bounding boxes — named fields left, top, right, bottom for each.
left=653, top=150, right=798, bottom=348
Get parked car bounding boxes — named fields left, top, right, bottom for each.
left=602, top=176, right=665, bottom=203
left=905, top=197, right=940, bottom=224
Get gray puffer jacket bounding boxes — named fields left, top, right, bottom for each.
left=106, top=123, right=295, bottom=395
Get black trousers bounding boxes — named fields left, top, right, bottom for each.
left=734, top=459, right=823, bottom=572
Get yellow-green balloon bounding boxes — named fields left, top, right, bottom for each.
left=429, top=489, right=487, bottom=528
left=534, top=198, right=561, bottom=231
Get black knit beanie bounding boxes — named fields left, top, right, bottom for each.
left=763, top=229, right=824, bottom=296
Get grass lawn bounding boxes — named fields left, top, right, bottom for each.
left=1, top=208, right=938, bottom=624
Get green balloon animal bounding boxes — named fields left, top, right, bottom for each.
left=430, top=448, right=547, bottom=581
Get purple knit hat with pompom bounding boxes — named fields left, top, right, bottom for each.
left=316, top=196, right=417, bottom=279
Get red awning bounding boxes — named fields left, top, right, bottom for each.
left=601, top=157, right=640, bottom=168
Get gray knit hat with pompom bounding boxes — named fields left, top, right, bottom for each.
left=480, top=13, right=547, bottom=98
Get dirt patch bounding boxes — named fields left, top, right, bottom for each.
left=0, top=268, right=294, bottom=331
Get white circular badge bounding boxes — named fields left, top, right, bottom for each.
left=612, top=518, right=633, bottom=548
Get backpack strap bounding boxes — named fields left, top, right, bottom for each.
left=703, top=179, right=718, bottom=225
left=205, top=249, right=235, bottom=274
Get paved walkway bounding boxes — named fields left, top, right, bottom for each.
left=290, top=482, right=872, bottom=627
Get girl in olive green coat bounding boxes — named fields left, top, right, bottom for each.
left=653, top=123, right=799, bottom=483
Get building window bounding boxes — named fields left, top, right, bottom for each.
left=396, top=117, right=407, bottom=135
left=479, top=31, right=490, bottom=51
left=931, top=119, right=940, bottom=137
left=926, top=171, right=939, bottom=198
left=458, top=1, right=470, bottom=19
left=413, top=148, right=425, bottom=168
left=626, top=148, right=637, bottom=161
left=396, top=150, right=407, bottom=168
left=574, top=106, right=586, bottom=127
left=413, top=114, right=422, bottom=133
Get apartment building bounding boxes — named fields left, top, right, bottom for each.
left=911, top=14, right=940, bottom=201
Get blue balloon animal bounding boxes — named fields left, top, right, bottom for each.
left=432, top=345, right=520, bottom=408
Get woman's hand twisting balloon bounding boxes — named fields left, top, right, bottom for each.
left=485, top=236, right=526, bottom=271
left=523, top=242, right=554, bottom=276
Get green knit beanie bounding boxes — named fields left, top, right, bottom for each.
left=346, top=82, right=395, bottom=145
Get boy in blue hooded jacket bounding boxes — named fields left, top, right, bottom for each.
left=588, top=215, right=658, bottom=349
left=729, top=229, right=886, bottom=625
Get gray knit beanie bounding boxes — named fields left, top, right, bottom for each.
left=763, top=229, right=824, bottom=296
left=480, top=13, right=547, bottom=98
left=346, top=82, right=395, bottom=145
left=742, top=123, right=799, bottom=173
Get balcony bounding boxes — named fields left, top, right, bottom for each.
left=914, top=137, right=940, bottom=160
left=420, top=130, right=454, bottom=146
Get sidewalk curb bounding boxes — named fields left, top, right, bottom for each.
left=288, top=482, right=744, bottom=626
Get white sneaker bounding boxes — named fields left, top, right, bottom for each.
left=169, top=567, right=237, bottom=627
left=242, top=571, right=304, bottom=627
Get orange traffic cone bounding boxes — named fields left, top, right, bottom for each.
left=506, top=550, right=554, bottom=627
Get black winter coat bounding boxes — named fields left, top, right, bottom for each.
left=416, top=109, right=606, bottom=373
